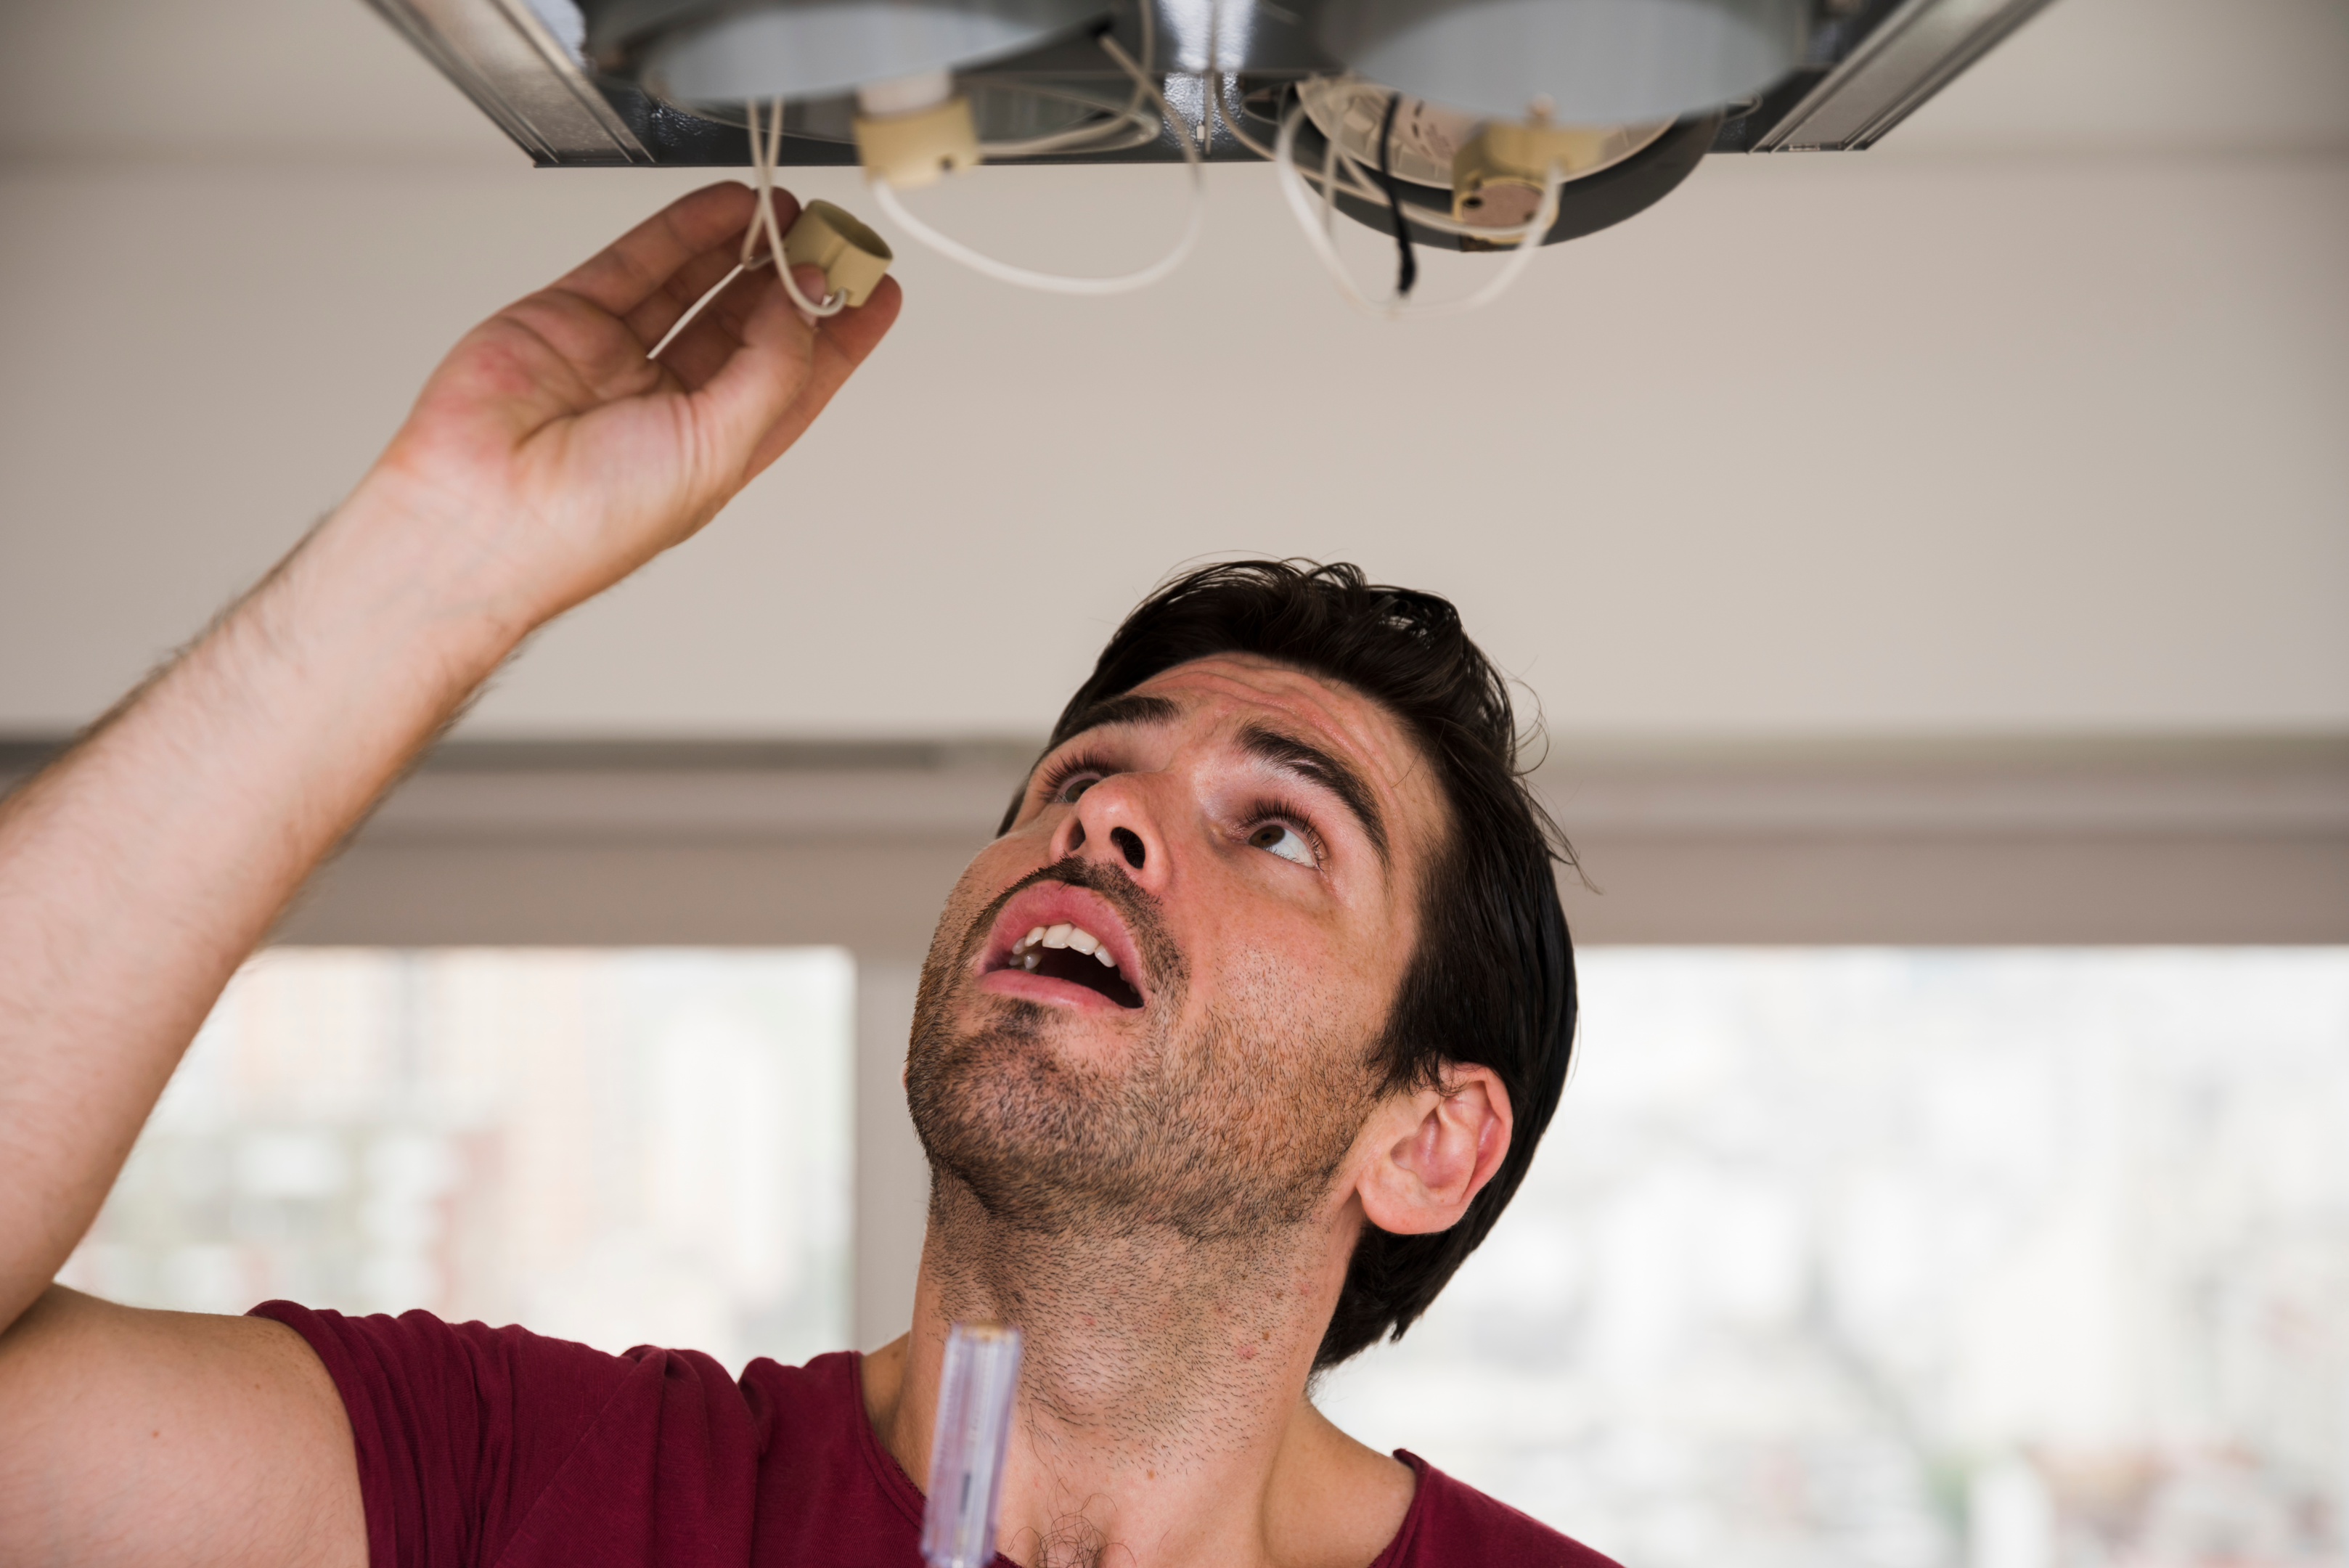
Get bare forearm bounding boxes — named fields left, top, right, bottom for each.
left=0, top=478, right=527, bottom=1329
left=0, top=178, right=897, bottom=1338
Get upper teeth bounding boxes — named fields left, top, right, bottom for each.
left=1012, top=922, right=1119, bottom=971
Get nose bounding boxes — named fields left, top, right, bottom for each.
left=1050, top=774, right=1169, bottom=891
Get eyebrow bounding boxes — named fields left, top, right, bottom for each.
left=1235, top=722, right=1391, bottom=867
left=1056, top=693, right=1184, bottom=739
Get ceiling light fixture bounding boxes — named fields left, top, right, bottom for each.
left=364, top=0, right=2064, bottom=314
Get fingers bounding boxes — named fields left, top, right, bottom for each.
left=623, top=186, right=815, bottom=375
left=492, top=189, right=764, bottom=407
left=656, top=269, right=767, bottom=391
left=534, top=182, right=902, bottom=501
left=556, top=182, right=761, bottom=319
left=812, top=272, right=902, bottom=369
left=653, top=256, right=812, bottom=392
left=625, top=237, right=753, bottom=361
left=677, top=261, right=902, bottom=489
left=671, top=248, right=891, bottom=394
left=742, top=272, right=905, bottom=478
left=679, top=266, right=825, bottom=480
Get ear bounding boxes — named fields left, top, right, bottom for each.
left=1355, top=1065, right=1513, bottom=1237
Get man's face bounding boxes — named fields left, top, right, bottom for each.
left=906, top=654, right=1449, bottom=1241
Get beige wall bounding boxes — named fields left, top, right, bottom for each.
left=2, top=0, right=2346, bottom=744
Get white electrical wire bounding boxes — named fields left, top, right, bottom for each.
left=1272, top=97, right=1562, bottom=322
left=647, top=259, right=752, bottom=360
left=873, top=34, right=1204, bottom=297
left=748, top=97, right=846, bottom=321
left=1238, top=82, right=1568, bottom=244
left=1217, top=82, right=1524, bottom=242
left=979, top=0, right=1161, bottom=160
left=647, top=97, right=842, bottom=360
left=977, top=92, right=1162, bottom=160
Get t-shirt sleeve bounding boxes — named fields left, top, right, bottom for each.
left=250, top=1301, right=759, bottom=1568
left=1389, top=1453, right=1625, bottom=1568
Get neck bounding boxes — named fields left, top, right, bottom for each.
left=867, top=1175, right=1382, bottom=1568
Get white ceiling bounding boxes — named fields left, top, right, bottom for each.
left=1, top=0, right=2344, bottom=743
left=2, top=0, right=2346, bottom=163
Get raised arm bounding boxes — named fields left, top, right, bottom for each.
left=0, top=181, right=900, bottom=1564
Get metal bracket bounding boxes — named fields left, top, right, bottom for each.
left=364, top=0, right=653, bottom=164
left=1748, top=0, right=2061, bottom=151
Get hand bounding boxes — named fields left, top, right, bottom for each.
left=361, top=180, right=902, bottom=632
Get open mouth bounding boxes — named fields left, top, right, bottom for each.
left=994, top=920, right=1145, bottom=1009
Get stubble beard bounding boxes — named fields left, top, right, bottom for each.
left=904, top=857, right=1381, bottom=1247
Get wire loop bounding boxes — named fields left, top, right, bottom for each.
left=647, top=97, right=843, bottom=360
left=1272, top=97, right=1561, bottom=322
left=873, top=35, right=1204, bottom=297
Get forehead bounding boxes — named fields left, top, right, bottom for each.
left=1121, top=654, right=1447, bottom=846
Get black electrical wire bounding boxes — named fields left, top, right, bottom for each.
left=1374, top=93, right=1418, bottom=298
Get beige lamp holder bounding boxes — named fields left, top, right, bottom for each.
left=854, top=94, right=982, bottom=189
left=783, top=199, right=894, bottom=306
left=1450, top=119, right=1619, bottom=229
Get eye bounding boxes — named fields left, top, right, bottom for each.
left=1248, top=821, right=1317, bottom=867
left=1037, top=750, right=1116, bottom=809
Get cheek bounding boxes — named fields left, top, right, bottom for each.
left=967, top=819, right=1061, bottom=889
left=1193, top=841, right=1402, bottom=987
left=964, top=833, right=1032, bottom=888
left=1230, top=878, right=1398, bottom=992
left=1200, top=910, right=1390, bottom=1050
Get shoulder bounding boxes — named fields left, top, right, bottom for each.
left=1386, top=1453, right=1622, bottom=1568
left=738, top=1344, right=867, bottom=1447
left=250, top=1300, right=660, bottom=1454
left=248, top=1302, right=834, bottom=1567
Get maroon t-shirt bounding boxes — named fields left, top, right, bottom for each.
left=252, top=1301, right=1617, bottom=1568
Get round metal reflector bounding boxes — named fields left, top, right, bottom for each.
left=1316, top=0, right=1809, bottom=123
left=605, top=0, right=1108, bottom=110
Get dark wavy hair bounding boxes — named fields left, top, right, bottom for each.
left=1003, top=560, right=1579, bottom=1369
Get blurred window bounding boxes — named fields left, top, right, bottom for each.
left=60, top=947, right=852, bottom=1374
left=62, top=944, right=2349, bottom=1565
left=1315, top=949, right=2349, bottom=1568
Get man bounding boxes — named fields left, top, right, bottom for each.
left=0, top=183, right=1596, bottom=1567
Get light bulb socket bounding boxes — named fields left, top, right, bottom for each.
left=785, top=200, right=896, bottom=305
left=854, top=93, right=983, bottom=187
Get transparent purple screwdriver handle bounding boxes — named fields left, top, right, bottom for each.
left=922, top=1322, right=1024, bottom=1568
